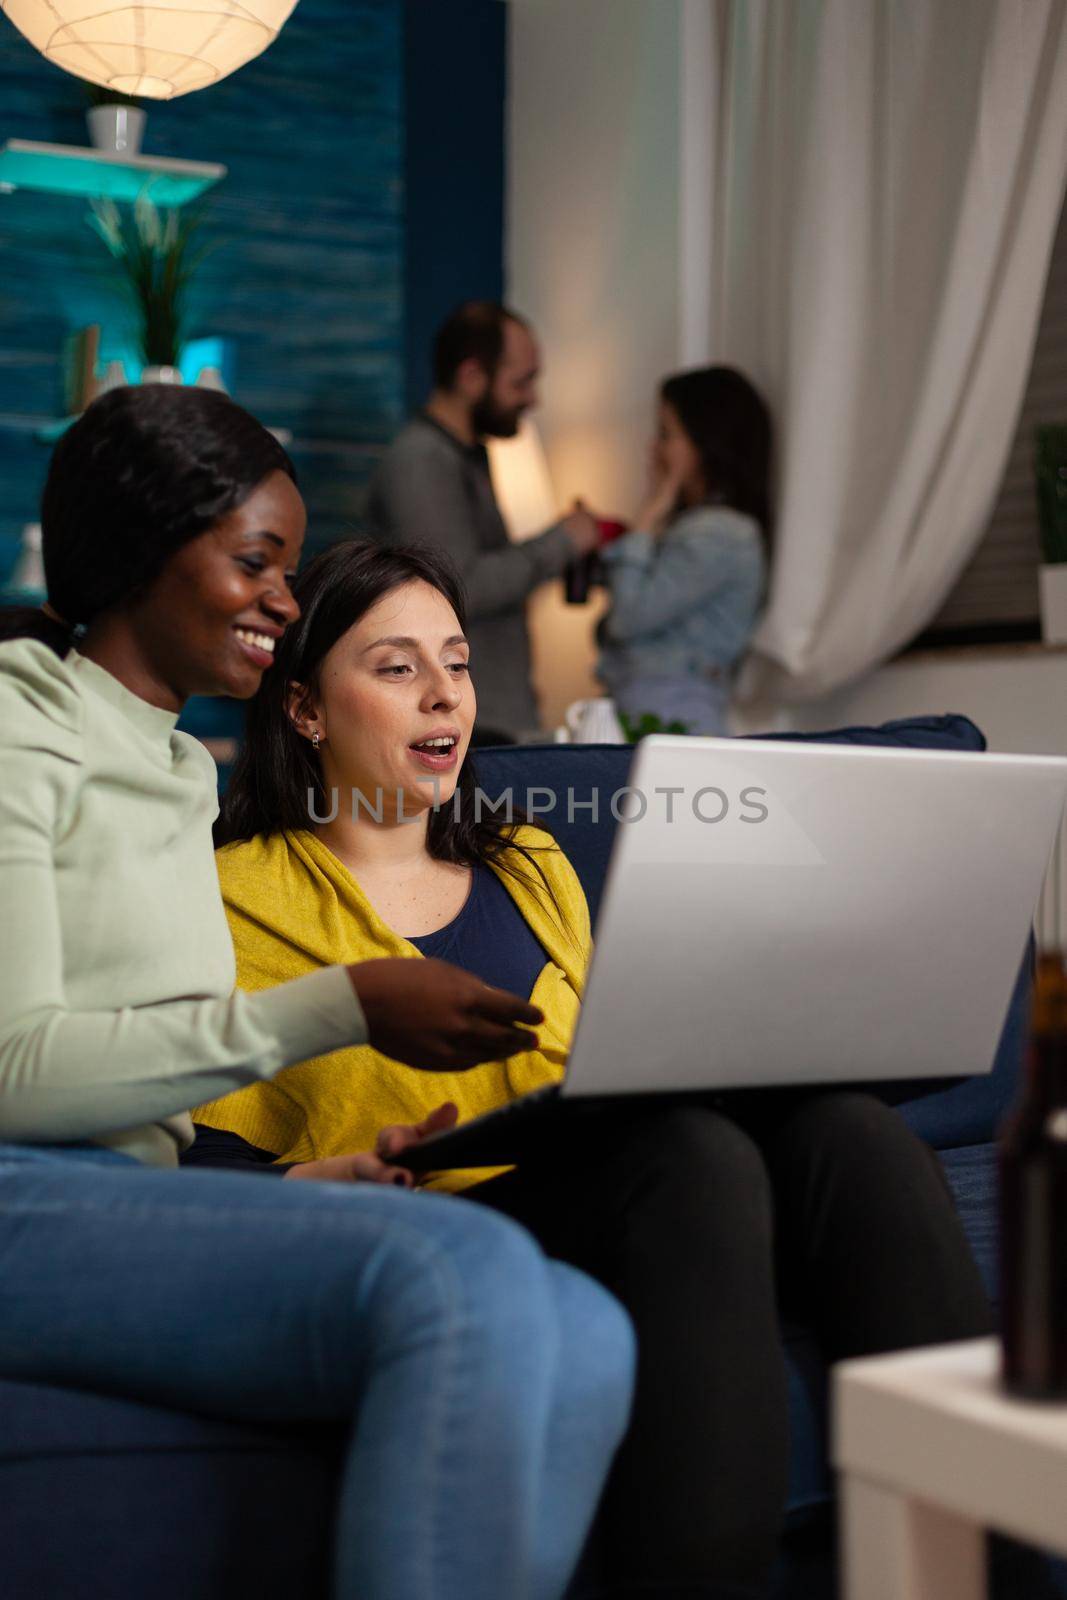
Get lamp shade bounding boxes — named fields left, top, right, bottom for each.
left=1, top=0, right=300, bottom=100
left=487, top=419, right=558, bottom=541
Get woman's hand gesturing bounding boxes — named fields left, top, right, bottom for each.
left=284, top=1150, right=414, bottom=1186
left=283, top=1103, right=460, bottom=1186
left=348, top=957, right=542, bottom=1071
left=375, top=1101, right=459, bottom=1164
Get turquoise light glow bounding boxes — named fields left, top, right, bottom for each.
left=90, top=334, right=233, bottom=389
left=34, top=339, right=236, bottom=443
left=0, top=144, right=223, bottom=207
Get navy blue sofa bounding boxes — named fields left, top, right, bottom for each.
left=0, top=716, right=1030, bottom=1598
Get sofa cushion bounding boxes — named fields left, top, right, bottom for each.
left=0, top=1377, right=335, bottom=1461
left=0, top=1379, right=339, bottom=1598
left=757, top=713, right=986, bottom=754
left=938, top=1141, right=1001, bottom=1303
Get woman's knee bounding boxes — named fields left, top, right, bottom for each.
left=781, top=1091, right=931, bottom=1172
left=415, top=1189, right=549, bottom=1288
left=548, top=1260, right=636, bottom=1440
left=646, top=1105, right=769, bottom=1186
left=338, top=1190, right=557, bottom=1366
left=428, top=1213, right=637, bottom=1433
left=768, top=1092, right=954, bottom=1228
left=615, top=1105, right=775, bottom=1244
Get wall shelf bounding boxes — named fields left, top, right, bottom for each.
left=0, top=140, right=226, bottom=206
left=0, top=413, right=46, bottom=435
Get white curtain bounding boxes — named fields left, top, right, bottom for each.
left=706, top=0, right=1067, bottom=702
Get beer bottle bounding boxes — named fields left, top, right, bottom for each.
left=564, top=552, right=605, bottom=605
left=1000, top=951, right=1067, bottom=1398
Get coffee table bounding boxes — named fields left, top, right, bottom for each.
left=833, top=1337, right=1067, bottom=1599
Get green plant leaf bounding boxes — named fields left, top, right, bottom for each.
left=86, top=198, right=125, bottom=257
left=618, top=710, right=692, bottom=743
left=134, top=190, right=163, bottom=251
left=85, top=193, right=211, bottom=369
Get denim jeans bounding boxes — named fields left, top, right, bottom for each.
left=0, top=1144, right=634, bottom=1600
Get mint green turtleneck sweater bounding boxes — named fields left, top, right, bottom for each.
left=0, top=637, right=367, bottom=1167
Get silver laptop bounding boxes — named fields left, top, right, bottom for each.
left=399, top=736, right=1067, bottom=1172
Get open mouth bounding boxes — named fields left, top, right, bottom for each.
left=234, top=628, right=277, bottom=668
left=408, top=735, right=460, bottom=770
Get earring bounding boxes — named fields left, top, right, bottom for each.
left=311, top=730, right=321, bottom=750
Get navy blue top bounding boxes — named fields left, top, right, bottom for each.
left=407, top=862, right=548, bottom=999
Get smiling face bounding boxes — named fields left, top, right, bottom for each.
left=297, top=579, right=476, bottom=820
left=125, top=470, right=306, bottom=701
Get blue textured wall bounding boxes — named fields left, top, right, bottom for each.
left=403, top=0, right=506, bottom=410
left=0, top=0, right=405, bottom=575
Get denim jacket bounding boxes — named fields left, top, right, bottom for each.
left=596, top=505, right=766, bottom=698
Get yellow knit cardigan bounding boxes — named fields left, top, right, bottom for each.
left=193, top=826, right=590, bottom=1190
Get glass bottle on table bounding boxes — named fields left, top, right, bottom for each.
left=1000, top=950, right=1067, bottom=1399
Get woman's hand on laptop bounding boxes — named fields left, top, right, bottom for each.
left=348, top=958, right=543, bottom=1071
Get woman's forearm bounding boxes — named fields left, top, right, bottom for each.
left=0, top=966, right=365, bottom=1144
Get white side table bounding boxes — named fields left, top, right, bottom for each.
left=833, top=1338, right=1067, bottom=1600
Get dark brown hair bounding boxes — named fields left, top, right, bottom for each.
left=0, top=384, right=294, bottom=654
left=661, top=366, right=773, bottom=549
left=433, top=300, right=529, bottom=390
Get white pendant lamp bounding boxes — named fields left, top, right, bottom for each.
left=0, top=1, right=300, bottom=100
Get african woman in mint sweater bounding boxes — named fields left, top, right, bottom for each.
left=191, top=537, right=991, bottom=1600
left=0, top=385, right=635, bottom=1600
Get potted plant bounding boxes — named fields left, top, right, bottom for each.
left=618, top=712, right=690, bottom=741
left=84, top=82, right=147, bottom=156
left=1036, top=424, right=1067, bottom=644
left=87, top=194, right=206, bottom=382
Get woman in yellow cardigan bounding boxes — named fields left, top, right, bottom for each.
left=196, top=814, right=583, bottom=1193
left=188, top=539, right=990, bottom=1600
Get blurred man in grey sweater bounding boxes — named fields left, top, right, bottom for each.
left=364, top=301, right=599, bottom=742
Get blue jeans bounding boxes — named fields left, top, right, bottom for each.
left=0, top=1145, right=634, bottom=1600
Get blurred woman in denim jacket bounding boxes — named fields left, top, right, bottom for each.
left=597, top=366, right=772, bottom=735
